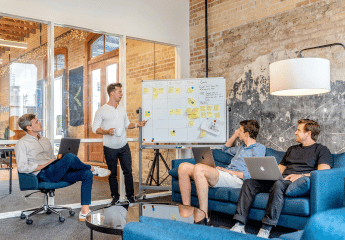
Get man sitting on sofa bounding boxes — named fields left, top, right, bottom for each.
left=231, top=119, right=333, bottom=238
left=178, top=120, right=266, bottom=224
left=14, top=114, right=111, bottom=221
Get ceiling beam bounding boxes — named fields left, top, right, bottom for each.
left=0, top=29, right=27, bottom=38
left=0, top=24, right=36, bottom=34
left=0, top=34, right=24, bottom=42
left=0, top=17, right=40, bottom=29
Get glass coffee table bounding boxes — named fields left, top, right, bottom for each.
left=85, top=202, right=206, bottom=239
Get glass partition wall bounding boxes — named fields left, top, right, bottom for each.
left=0, top=15, right=177, bottom=173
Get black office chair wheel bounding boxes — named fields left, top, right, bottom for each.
left=69, top=210, right=75, bottom=216
left=46, top=210, right=52, bottom=214
left=26, top=219, right=33, bottom=225
left=59, top=217, right=65, bottom=222
left=20, top=213, right=26, bottom=219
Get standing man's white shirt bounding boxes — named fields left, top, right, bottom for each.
left=92, top=104, right=130, bottom=149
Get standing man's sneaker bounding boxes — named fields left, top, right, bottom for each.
left=79, top=210, right=91, bottom=221
left=257, top=228, right=270, bottom=239
left=127, top=196, right=136, bottom=203
left=110, top=196, right=119, bottom=205
left=92, top=166, right=111, bottom=177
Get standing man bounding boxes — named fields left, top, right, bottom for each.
left=231, top=119, right=332, bottom=238
left=178, top=120, right=266, bottom=224
left=93, top=83, right=146, bottom=204
left=15, top=114, right=111, bottom=221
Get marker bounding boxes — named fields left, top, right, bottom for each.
left=145, top=118, right=151, bottom=123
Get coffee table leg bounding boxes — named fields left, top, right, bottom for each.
left=90, top=229, right=93, bottom=240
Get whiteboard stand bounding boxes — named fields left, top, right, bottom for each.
left=144, top=146, right=170, bottom=186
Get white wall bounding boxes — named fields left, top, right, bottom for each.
left=0, top=0, right=190, bottom=78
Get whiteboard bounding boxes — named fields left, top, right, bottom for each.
left=141, top=78, right=226, bottom=143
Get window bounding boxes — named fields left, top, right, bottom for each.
left=91, top=35, right=119, bottom=58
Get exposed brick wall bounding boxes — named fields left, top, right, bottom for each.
left=126, top=39, right=176, bottom=185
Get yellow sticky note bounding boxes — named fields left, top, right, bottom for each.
left=169, top=109, right=175, bottom=115
left=170, top=130, right=176, bottom=137
left=145, top=111, right=151, bottom=117
left=201, top=112, right=206, bottom=118
left=144, top=88, right=149, bottom=94
left=175, top=88, right=181, bottom=94
left=188, top=98, right=196, bottom=106
left=207, top=112, right=212, bottom=117
left=214, top=105, right=219, bottom=111
left=215, top=112, right=221, bottom=119
left=186, top=108, right=193, bottom=114
left=159, top=87, right=164, bottom=93
left=176, top=109, right=181, bottom=115
left=169, top=87, right=174, bottom=93
left=192, top=114, right=199, bottom=119
left=207, top=105, right=212, bottom=111
left=192, top=107, right=199, bottom=113
left=153, top=88, right=159, bottom=93
left=200, top=130, right=206, bottom=138
left=187, top=115, right=193, bottom=119
left=189, top=120, right=195, bottom=126
left=200, top=106, right=206, bottom=111
left=153, top=93, right=159, bottom=99
left=187, top=87, right=194, bottom=93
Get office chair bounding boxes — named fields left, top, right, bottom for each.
left=18, top=172, right=75, bottom=225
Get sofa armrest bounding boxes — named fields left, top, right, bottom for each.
left=18, top=172, right=39, bottom=191
left=171, top=158, right=195, bottom=169
left=310, top=168, right=345, bottom=215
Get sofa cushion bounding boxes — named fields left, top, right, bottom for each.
left=212, top=149, right=232, bottom=167
left=169, top=168, right=178, bottom=179
left=265, top=148, right=285, bottom=164
left=285, top=177, right=310, bottom=197
left=332, top=152, right=345, bottom=168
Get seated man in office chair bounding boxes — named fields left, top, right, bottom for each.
left=178, top=120, right=266, bottom=225
left=14, top=114, right=111, bottom=221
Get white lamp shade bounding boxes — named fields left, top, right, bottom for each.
left=269, top=58, right=331, bottom=96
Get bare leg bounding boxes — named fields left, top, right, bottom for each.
left=178, top=162, right=195, bottom=206
left=193, top=164, right=219, bottom=218
left=81, top=205, right=90, bottom=214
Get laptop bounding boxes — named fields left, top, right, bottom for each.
left=244, top=156, right=283, bottom=181
left=192, top=147, right=216, bottom=168
left=42, top=138, right=81, bottom=169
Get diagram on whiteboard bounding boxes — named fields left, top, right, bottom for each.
left=141, top=78, right=226, bottom=143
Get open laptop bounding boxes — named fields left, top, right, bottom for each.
left=192, top=147, right=216, bottom=168
left=244, top=156, right=283, bottom=181
left=43, top=138, right=81, bottom=169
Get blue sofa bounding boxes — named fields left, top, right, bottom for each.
left=168, top=148, right=345, bottom=229
left=123, top=208, right=345, bottom=240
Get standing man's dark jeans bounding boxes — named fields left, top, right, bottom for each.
left=37, top=153, right=93, bottom=205
left=233, top=179, right=292, bottom=226
left=103, top=143, right=134, bottom=199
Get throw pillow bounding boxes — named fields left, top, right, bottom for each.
left=285, top=176, right=311, bottom=197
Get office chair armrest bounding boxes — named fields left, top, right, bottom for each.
left=18, top=172, right=39, bottom=191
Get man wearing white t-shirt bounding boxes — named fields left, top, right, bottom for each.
left=92, top=83, right=146, bottom=204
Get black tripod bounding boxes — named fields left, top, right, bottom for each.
left=145, top=149, right=170, bottom=186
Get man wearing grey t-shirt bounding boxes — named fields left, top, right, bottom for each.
left=93, top=83, right=146, bottom=205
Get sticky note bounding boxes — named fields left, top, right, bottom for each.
left=214, top=105, right=219, bottom=111
left=192, top=107, right=199, bottom=113
left=192, top=114, right=199, bottom=119
left=144, top=88, right=149, bottom=94
left=175, top=88, right=181, bottom=94
left=215, top=112, right=221, bottom=118
left=207, top=112, right=212, bottom=117
left=176, top=109, right=181, bottom=115
left=170, top=130, right=176, bottom=137
left=169, top=87, right=174, bottom=93
left=189, top=120, right=195, bottom=127
left=169, top=109, right=175, bottom=115
left=145, top=111, right=151, bottom=117
left=200, top=106, right=206, bottom=111
left=187, top=87, right=193, bottom=93
left=159, top=88, right=164, bottom=93
left=201, top=112, right=206, bottom=118
left=188, top=98, right=196, bottom=106
left=200, top=130, right=206, bottom=138
left=186, top=108, right=193, bottom=114
left=153, top=88, right=159, bottom=93
left=207, top=105, right=212, bottom=111
left=153, top=93, right=159, bottom=99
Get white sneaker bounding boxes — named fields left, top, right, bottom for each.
left=230, top=222, right=246, bottom=234
left=257, top=228, right=270, bottom=239
left=79, top=210, right=90, bottom=221
left=92, top=166, right=111, bottom=177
